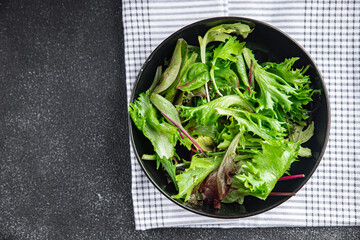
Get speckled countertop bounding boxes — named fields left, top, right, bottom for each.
left=0, top=1, right=358, bottom=239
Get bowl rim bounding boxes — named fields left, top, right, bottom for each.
left=128, top=16, right=331, bottom=219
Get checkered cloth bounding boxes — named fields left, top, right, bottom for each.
left=123, top=0, right=360, bottom=230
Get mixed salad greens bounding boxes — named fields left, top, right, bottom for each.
left=129, top=22, right=320, bottom=209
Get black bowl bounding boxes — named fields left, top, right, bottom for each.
left=129, top=17, right=330, bottom=218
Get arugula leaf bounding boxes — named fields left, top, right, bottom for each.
left=179, top=95, right=253, bottom=125
left=129, top=92, right=178, bottom=159
left=173, top=155, right=222, bottom=201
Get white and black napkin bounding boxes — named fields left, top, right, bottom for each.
left=123, top=0, right=360, bottom=230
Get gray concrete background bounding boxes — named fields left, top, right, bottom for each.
left=0, top=0, right=358, bottom=239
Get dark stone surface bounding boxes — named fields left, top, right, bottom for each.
left=0, top=0, right=358, bottom=239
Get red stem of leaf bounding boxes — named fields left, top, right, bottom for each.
left=160, top=111, right=207, bottom=157
left=173, top=156, right=179, bottom=164
left=231, top=187, right=295, bottom=197
left=278, top=174, right=305, bottom=181
left=178, top=130, right=184, bottom=139
left=269, top=192, right=296, bottom=196
left=191, top=145, right=200, bottom=153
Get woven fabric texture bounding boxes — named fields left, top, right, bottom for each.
left=123, top=0, right=360, bottom=230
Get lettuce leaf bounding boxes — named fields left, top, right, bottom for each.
left=212, top=37, right=245, bottom=63
left=263, top=58, right=316, bottom=124
left=156, top=154, right=178, bottom=190
left=210, top=37, right=245, bottom=96
left=173, top=155, right=222, bottom=201
left=199, top=130, right=243, bottom=208
left=179, top=95, right=253, bottom=125
left=226, top=140, right=300, bottom=201
left=263, top=57, right=310, bottom=88
left=216, top=117, right=240, bottom=150
left=290, top=121, right=315, bottom=157
left=198, top=23, right=253, bottom=100
left=290, top=121, right=314, bottom=144
left=199, top=22, right=253, bottom=64
left=185, top=119, right=218, bottom=139
left=216, top=107, right=287, bottom=140
left=216, top=131, right=243, bottom=201
left=196, top=136, right=216, bottom=152
left=242, top=48, right=295, bottom=113
left=129, top=92, right=178, bottom=159
left=243, top=49, right=316, bottom=125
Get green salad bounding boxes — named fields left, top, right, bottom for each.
left=129, top=22, right=319, bottom=209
